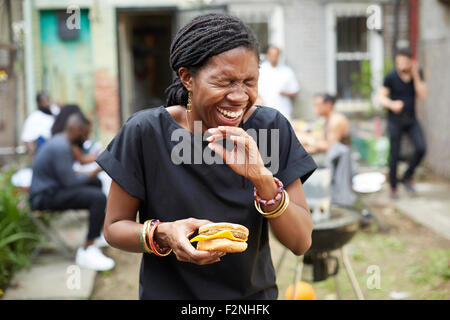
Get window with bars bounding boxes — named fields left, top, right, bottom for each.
left=336, top=16, right=369, bottom=100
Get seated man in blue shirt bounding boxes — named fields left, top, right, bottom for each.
left=29, top=113, right=115, bottom=271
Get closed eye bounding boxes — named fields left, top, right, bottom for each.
left=245, top=78, right=257, bottom=86
left=211, top=79, right=231, bottom=87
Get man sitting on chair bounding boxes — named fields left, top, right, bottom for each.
left=29, top=113, right=115, bottom=271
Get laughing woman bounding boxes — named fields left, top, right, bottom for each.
left=96, top=13, right=317, bottom=300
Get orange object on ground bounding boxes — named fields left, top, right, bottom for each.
left=285, top=281, right=317, bottom=300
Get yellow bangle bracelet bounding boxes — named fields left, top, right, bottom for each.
left=256, top=190, right=285, bottom=216
left=141, top=220, right=154, bottom=254
left=254, top=190, right=290, bottom=219
left=139, top=224, right=147, bottom=252
left=142, top=220, right=151, bottom=254
left=265, top=191, right=290, bottom=219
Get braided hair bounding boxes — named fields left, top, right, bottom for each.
left=165, top=13, right=260, bottom=107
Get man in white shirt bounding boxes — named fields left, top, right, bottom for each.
left=21, top=92, right=60, bottom=155
left=258, top=45, right=299, bottom=121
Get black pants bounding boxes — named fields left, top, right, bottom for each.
left=388, top=118, right=426, bottom=189
left=37, top=178, right=106, bottom=241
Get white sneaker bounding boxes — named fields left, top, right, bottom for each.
left=94, top=232, right=109, bottom=248
left=76, top=245, right=115, bottom=271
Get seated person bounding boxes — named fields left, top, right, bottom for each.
left=21, top=92, right=60, bottom=155
left=51, top=104, right=110, bottom=196
left=51, top=104, right=100, bottom=165
left=296, top=94, right=356, bottom=207
left=29, top=113, right=114, bottom=271
left=298, top=93, right=351, bottom=154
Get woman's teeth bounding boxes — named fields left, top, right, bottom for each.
left=216, top=106, right=243, bottom=120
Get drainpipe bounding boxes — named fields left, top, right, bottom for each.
left=23, top=0, right=35, bottom=116
left=392, top=0, right=401, bottom=62
left=410, top=0, right=419, bottom=59
left=6, top=0, right=19, bottom=152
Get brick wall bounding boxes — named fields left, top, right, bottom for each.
left=94, top=69, right=120, bottom=146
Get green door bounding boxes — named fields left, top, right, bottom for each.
left=40, top=9, right=94, bottom=117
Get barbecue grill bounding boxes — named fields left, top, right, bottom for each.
left=276, top=206, right=364, bottom=300
left=276, top=167, right=365, bottom=300
left=308, top=206, right=360, bottom=254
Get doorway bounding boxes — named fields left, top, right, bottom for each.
left=117, top=8, right=175, bottom=123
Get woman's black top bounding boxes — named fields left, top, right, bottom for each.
left=96, top=105, right=317, bottom=300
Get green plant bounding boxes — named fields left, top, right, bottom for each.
left=351, top=60, right=373, bottom=100
left=350, top=60, right=376, bottom=116
left=407, top=249, right=450, bottom=288
left=383, top=56, right=394, bottom=77
left=0, top=167, right=42, bottom=291
left=349, top=57, right=394, bottom=101
left=427, top=249, right=450, bottom=281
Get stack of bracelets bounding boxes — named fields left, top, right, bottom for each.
left=254, top=177, right=290, bottom=219
left=140, top=219, right=173, bottom=257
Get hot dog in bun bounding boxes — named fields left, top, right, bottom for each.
left=190, top=222, right=249, bottom=253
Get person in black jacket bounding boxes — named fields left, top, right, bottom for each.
left=378, top=48, right=428, bottom=198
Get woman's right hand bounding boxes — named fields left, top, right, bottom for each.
left=154, top=218, right=226, bottom=265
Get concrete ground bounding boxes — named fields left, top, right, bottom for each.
left=358, top=164, right=450, bottom=241
left=2, top=210, right=97, bottom=300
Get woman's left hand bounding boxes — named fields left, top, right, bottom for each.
left=206, top=126, right=271, bottom=181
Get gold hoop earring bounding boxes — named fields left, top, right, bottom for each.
left=186, top=92, right=192, bottom=113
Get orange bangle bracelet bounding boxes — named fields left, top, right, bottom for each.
left=148, top=221, right=172, bottom=257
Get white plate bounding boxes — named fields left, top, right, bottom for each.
left=353, top=182, right=382, bottom=193
left=352, top=172, right=386, bottom=193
